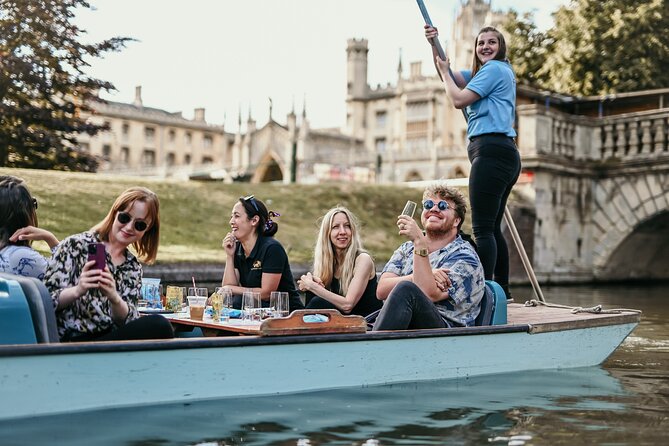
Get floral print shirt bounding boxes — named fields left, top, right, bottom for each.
left=382, top=234, right=485, bottom=327
left=0, top=245, right=49, bottom=280
left=43, top=231, right=141, bottom=340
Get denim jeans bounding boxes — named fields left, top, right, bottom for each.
left=467, top=134, right=521, bottom=290
left=372, top=281, right=448, bottom=330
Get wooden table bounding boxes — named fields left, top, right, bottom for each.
left=165, top=309, right=367, bottom=338
left=165, top=314, right=261, bottom=337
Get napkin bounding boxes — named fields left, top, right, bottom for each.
left=303, top=314, right=329, bottom=323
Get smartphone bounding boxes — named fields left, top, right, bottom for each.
left=402, top=200, right=417, bottom=218
left=87, top=242, right=107, bottom=270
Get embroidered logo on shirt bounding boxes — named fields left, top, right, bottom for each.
left=252, top=260, right=262, bottom=269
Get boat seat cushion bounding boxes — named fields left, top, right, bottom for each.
left=0, top=272, right=59, bottom=343
left=0, top=276, right=38, bottom=344
left=475, top=280, right=508, bottom=326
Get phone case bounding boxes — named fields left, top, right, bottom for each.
left=87, top=243, right=106, bottom=270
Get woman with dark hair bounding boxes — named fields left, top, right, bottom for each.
left=425, top=25, right=521, bottom=300
left=221, top=195, right=303, bottom=312
left=0, top=175, right=59, bottom=279
left=298, top=206, right=381, bottom=317
left=43, top=187, right=173, bottom=342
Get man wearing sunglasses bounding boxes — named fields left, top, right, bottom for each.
left=373, top=182, right=485, bottom=330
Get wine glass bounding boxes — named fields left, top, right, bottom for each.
left=241, top=290, right=260, bottom=322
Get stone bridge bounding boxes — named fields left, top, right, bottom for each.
left=518, top=105, right=669, bottom=283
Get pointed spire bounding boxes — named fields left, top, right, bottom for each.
left=268, top=97, right=273, bottom=121
left=302, top=93, right=307, bottom=118
left=291, top=95, right=296, bottom=115
left=397, top=48, right=403, bottom=78
left=237, top=104, right=242, bottom=132
left=247, top=102, right=252, bottom=122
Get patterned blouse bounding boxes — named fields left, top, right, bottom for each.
left=43, top=231, right=141, bottom=341
left=382, top=234, right=485, bottom=327
left=0, top=245, right=49, bottom=279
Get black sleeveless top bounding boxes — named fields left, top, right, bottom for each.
left=305, top=274, right=382, bottom=317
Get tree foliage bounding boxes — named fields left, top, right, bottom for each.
left=503, top=0, right=669, bottom=96
left=503, top=10, right=553, bottom=89
left=0, top=0, right=131, bottom=170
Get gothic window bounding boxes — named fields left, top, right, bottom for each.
left=102, top=144, right=111, bottom=160
left=375, top=111, right=387, bottom=128
left=203, top=134, right=213, bottom=149
left=120, top=147, right=129, bottom=164
left=406, top=101, right=429, bottom=122
left=144, top=126, right=156, bottom=142
left=141, top=149, right=156, bottom=166
left=375, top=138, right=387, bottom=153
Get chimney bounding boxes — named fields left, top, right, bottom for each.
left=194, top=108, right=206, bottom=122
left=133, top=86, right=143, bottom=107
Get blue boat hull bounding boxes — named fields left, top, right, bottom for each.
left=0, top=320, right=638, bottom=420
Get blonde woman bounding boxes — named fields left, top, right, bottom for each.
left=298, top=207, right=381, bottom=316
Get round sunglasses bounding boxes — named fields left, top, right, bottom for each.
left=117, top=212, right=148, bottom=232
left=423, top=199, right=450, bottom=211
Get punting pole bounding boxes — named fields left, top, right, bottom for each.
left=503, top=208, right=545, bottom=302
left=415, top=0, right=546, bottom=302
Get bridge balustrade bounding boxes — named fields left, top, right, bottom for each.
left=517, top=105, right=669, bottom=163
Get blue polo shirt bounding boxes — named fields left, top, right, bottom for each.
left=461, top=60, right=517, bottom=138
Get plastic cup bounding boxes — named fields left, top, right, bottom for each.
left=165, top=286, right=182, bottom=313
left=187, top=296, right=207, bottom=320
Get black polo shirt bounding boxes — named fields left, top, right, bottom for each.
left=233, top=236, right=303, bottom=311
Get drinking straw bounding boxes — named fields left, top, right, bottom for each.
left=192, top=276, right=197, bottom=289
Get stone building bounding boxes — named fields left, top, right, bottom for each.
left=77, top=86, right=234, bottom=179
left=78, top=0, right=502, bottom=183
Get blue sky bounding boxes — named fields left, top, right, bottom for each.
left=75, top=0, right=568, bottom=129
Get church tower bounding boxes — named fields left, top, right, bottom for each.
left=345, top=38, right=369, bottom=139
left=449, top=0, right=505, bottom=72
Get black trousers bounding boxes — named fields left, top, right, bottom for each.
left=372, top=282, right=448, bottom=331
left=468, top=134, right=521, bottom=291
left=64, top=314, right=174, bottom=342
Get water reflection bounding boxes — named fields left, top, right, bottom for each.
left=0, top=367, right=627, bottom=446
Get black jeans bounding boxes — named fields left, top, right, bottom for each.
left=468, top=134, right=521, bottom=290
left=372, top=282, right=448, bottom=331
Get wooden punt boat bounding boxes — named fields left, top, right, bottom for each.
left=0, top=275, right=640, bottom=421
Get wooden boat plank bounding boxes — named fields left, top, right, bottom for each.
left=507, top=303, right=641, bottom=333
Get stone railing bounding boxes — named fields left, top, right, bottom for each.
left=598, top=110, right=668, bottom=161
left=517, top=104, right=669, bottom=163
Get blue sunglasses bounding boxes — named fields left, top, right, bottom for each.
left=241, top=195, right=260, bottom=213
left=423, top=199, right=450, bottom=211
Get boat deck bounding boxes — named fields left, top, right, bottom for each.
left=506, top=302, right=641, bottom=333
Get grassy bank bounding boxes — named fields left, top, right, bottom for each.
left=2, top=168, right=474, bottom=266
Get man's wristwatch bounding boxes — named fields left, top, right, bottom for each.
left=414, top=247, right=429, bottom=257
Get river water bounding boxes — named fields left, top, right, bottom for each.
left=1, top=284, right=666, bottom=445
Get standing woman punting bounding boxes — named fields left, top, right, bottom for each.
left=425, top=24, right=521, bottom=300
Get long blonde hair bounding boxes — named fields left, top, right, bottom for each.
left=312, top=207, right=367, bottom=296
